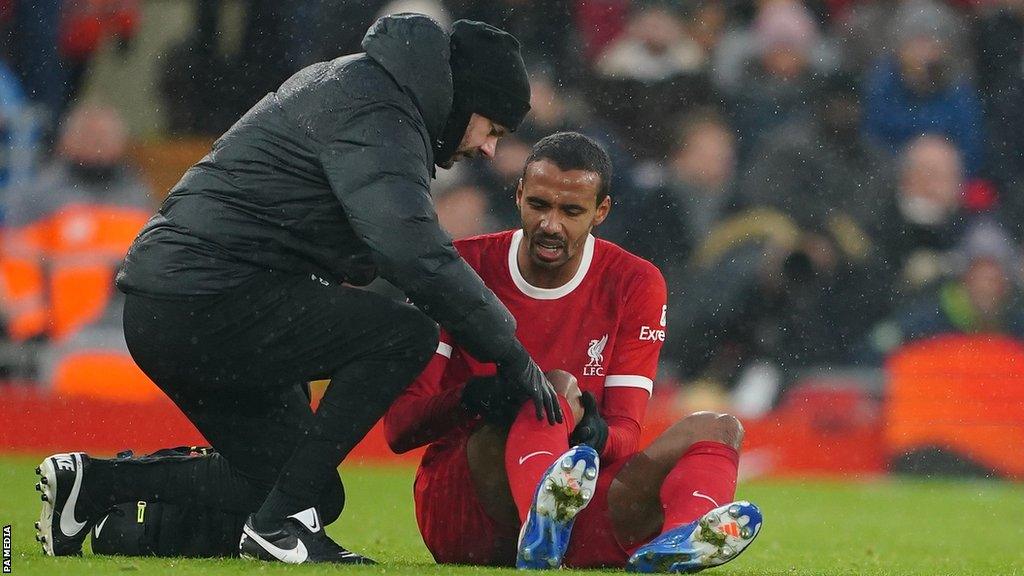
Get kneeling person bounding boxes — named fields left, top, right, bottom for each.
left=383, top=132, right=762, bottom=571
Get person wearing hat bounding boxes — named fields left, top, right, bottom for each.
left=33, top=13, right=563, bottom=565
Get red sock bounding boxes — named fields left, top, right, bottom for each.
left=660, top=441, right=739, bottom=531
left=504, top=397, right=576, bottom=522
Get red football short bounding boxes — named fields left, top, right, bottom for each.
left=415, top=439, right=638, bottom=568
left=414, top=438, right=518, bottom=566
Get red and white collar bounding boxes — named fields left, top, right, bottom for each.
left=507, top=229, right=596, bottom=300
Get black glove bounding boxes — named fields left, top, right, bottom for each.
left=460, top=375, right=525, bottom=425
left=497, top=346, right=563, bottom=425
left=569, top=392, right=608, bottom=454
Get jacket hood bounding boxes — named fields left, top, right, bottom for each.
left=362, top=13, right=453, bottom=142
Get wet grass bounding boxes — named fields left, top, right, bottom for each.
left=1, top=455, right=1021, bottom=575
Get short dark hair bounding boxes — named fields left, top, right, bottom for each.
left=522, top=132, right=613, bottom=205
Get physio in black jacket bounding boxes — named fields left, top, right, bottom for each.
left=36, top=14, right=562, bottom=564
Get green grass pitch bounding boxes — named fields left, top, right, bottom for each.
left=1, top=455, right=1023, bottom=575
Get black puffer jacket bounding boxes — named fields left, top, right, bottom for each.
left=117, top=14, right=519, bottom=362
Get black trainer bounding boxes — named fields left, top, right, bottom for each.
left=239, top=507, right=374, bottom=564
left=34, top=452, right=101, bottom=556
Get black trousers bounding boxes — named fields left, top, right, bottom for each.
left=99, top=271, right=438, bottom=522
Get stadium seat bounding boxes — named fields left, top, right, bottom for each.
left=885, top=334, right=1024, bottom=479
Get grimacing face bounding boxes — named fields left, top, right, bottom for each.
left=516, top=159, right=610, bottom=273
left=439, top=113, right=508, bottom=169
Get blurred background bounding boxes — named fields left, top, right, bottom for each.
left=1, top=0, right=1022, bottom=482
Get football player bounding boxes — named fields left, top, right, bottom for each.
left=384, top=131, right=762, bottom=572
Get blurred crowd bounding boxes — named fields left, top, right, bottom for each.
left=2, top=0, right=1024, bottom=415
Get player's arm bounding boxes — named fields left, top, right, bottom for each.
left=598, top=264, right=668, bottom=460
left=317, top=102, right=560, bottom=424
left=383, top=333, right=472, bottom=453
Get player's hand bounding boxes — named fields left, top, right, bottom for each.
left=497, top=351, right=564, bottom=425
left=569, top=391, right=608, bottom=454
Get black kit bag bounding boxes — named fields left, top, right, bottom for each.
left=89, top=447, right=249, bottom=558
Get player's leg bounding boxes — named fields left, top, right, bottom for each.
left=424, top=371, right=585, bottom=567
left=503, top=370, right=584, bottom=523
left=606, top=411, right=762, bottom=572
left=607, top=411, right=744, bottom=548
left=501, top=371, right=598, bottom=569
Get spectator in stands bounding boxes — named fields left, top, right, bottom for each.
left=594, top=0, right=704, bottom=82
left=614, top=109, right=737, bottom=284
left=863, top=0, right=984, bottom=176
left=873, top=135, right=969, bottom=301
left=663, top=204, right=879, bottom=408
left=723, top=0, right=821, bottom=161
left=519, top=70, right=613, bottom=144
left=836, top=0, right=971, bottom=75
left=588, top=0, right=714, bottom=159
left=0, top=104, right=152, bottom=343
left=737, top=72, right=893, bottom=230
left=868, top=220, right=1024, bottom=362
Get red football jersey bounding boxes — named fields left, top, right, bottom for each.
left=384, top=229, right=667, bottom=461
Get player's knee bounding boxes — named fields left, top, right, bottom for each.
left=683, top=411, right=744, bottom=450
left=546, top=369, right=584, bottom=423
left=713, top=413, right=744, bottom=449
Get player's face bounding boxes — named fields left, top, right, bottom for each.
left=440, top=114, right=508, bottom=169
left=516, top=159, right=611, bottom=271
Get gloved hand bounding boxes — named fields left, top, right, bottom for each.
left=460, top=375, right=524, bottom=425
left=569, top=391, right=608, bottom=454
left=496, top=346, right=563, bottom=425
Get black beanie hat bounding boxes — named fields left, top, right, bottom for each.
left=449, top=20, right=531, bottom=132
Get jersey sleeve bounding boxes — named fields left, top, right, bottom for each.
left=605, top=262, right=668, bottom=394
left=600, top=386, right=650, bottom=460
left=600, top=262, right=668, bottom=459
left=383, top=330, right=472, bottom=453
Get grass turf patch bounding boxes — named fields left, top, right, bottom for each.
left=1, top=455, right=1022, bottom=575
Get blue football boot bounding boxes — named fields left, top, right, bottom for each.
left=515, top=445, right=600, bottom=569
left=627, top=500, right=762, bottom=573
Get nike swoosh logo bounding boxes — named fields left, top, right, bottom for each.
left=518, top=451, right=554, bottom=466
left=243, top=524, right=308, bottom=563
left=93, top=515, right=108, bottom=539
left=58, top=454, right=88, bottom=537
left=290, top=507, right=321, bottom=533
left=692, top=490, right=719, bottom=507
left=301, top=513, right=319, bottom=532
